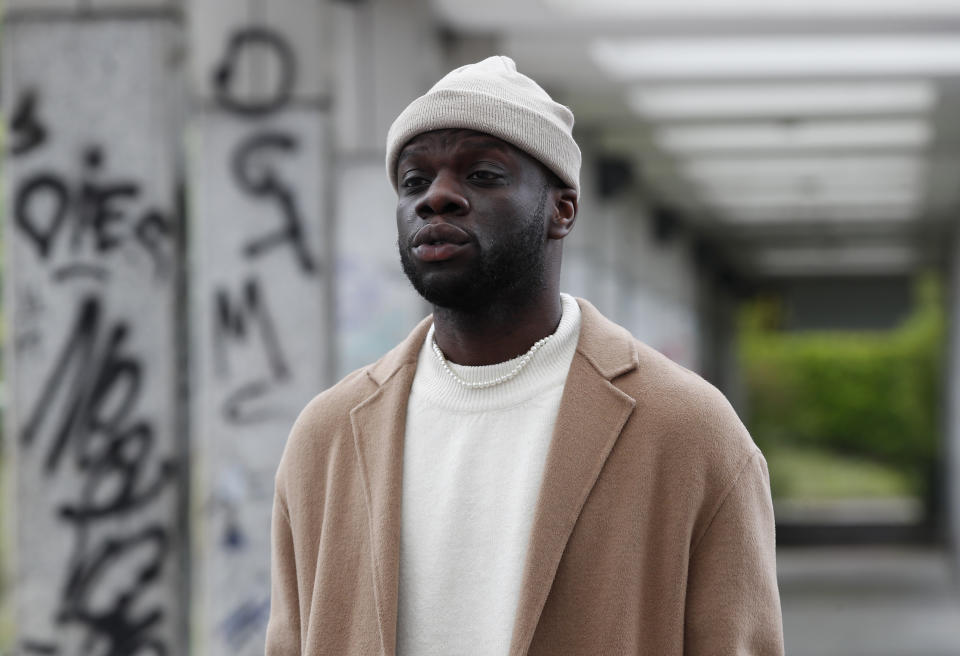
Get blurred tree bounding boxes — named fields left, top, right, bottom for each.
left=741, top=275, right=944, bottom=500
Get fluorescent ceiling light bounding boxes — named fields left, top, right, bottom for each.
left=707, top=190, right=920, bottom=208
left=629, top=82, right=937, bottom=119
left=654, top=119, right=930, bottom=152
left=694, top=175, right=922, bottom=195
left=592, top=36, right=960, bottom=79
left=547, top=0, right=960, bottom=19
left=686, top=173, right=924, bottom=196
left=720, top=204, right=918, bottom=223
left=756, top=246, right=917, bottom=272
left=681, top=155, right=925, bottom=180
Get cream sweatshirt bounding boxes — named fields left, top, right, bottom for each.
left=396, top=294, right=582, bottom=655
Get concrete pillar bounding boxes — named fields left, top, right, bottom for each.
left=186, top=2, right=333, bottom=654
left=2, top=2, right=187, bottom=654
left=948, top=226, right=960, bottom=574
left=561, top=146, right=700, bottom=371
left=560, top=145, right=622, bottom=319
left=696, top=270, right=744, bottom=407
left=330, top=0, right=440, bottom=377
left=615, top=198, right=700, bottom=372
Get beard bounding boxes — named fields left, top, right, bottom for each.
left=398, top=190, right=548, bottom=312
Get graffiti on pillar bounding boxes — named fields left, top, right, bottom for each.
left=212, top=27, right=296, bottom=116
left=10, top=88, right=49, bottom=155
left=212, top=26, right=314, bottom=274
left=200, top=24, right=321, bottom=653
left=14, top=145, right=175, bottom=280
left=231, top=132, right=316, bottom=274
left=220, top=596, right=272, bottom=652
left=15, top=286, right=48, bottom=355
left=10, top=90, right=178, bottom=656
left=19, top=296, right=178, bottom=655
left=208, top=25, right=316, bottom=428
left=213, top=276, right=291, bottom=424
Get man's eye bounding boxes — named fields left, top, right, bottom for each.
left=402, top=176, right=429, bottom=188
left=469, top=170, right=501, bottom=181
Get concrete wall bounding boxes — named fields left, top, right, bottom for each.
left=561, top=145, right=622, bottom=321
left=948, top=227, right=960, bottom=574
left=331, top=0, right=439, bottom=377
left=187, top=1, right=332, bottom=654
left=2, top=5, right=187, bottom=654
left=562, top=152, right=701, bottom=372
left=617, top=197, right=700, bottom=371
left=696, top=271, right=744, bottom=409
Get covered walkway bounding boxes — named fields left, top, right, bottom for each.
left=2, top=2, right=960, bottom=655
left=780, top=547, right=960, bottom=656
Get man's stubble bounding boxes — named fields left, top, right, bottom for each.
left=398, top=184, right=550, bottom=313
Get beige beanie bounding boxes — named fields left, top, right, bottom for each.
left=386, top=55, right=581, bottom=194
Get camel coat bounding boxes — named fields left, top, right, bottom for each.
left=266, top=298, right=784, bottom=655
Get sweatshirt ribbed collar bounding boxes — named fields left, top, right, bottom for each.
left=410, top=294, right=582, bottom=412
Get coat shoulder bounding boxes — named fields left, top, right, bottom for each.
left=274, top=366, right=375, bottom=489
left=575, top=297, right=758, bottom=470
left=276, top=318, right=429, bottom=487
left=615, top=335, right=762, bottom=492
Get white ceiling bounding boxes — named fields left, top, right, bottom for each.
left=430, top=0, right=960, bottom=277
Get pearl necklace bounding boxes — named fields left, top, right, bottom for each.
left=431, top=335, right=552, bottom=389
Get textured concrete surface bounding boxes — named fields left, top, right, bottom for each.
left=779, top=546, right=960, bottom=656
left=3, top=16, right=186, bottom=656
left=188, top=3, right=331, bottom=653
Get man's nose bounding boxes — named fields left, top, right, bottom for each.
left=416, top=172, right=470, bottom=219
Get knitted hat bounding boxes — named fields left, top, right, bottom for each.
left=386, top=55, right=581, bottom=194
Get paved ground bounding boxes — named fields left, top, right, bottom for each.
left=778, top=546, right=960, bottom=656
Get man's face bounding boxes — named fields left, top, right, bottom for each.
left=395, top=129, right=553, bottom=311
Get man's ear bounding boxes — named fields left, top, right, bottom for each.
left=547, top=187, right=578, bottom=240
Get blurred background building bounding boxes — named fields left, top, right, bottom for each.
left=1, top=1, right=959, bottom=654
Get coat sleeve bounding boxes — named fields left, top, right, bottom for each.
left=265, top=486, right=302, bottom=655
left=684, top=451, right=785, bottom=655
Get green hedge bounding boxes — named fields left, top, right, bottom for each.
left=740, top=276, right=944, bottom=489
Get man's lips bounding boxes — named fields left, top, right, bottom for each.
left=410, top=223, right=472, bottom=262
left=411, top=223, right=471, bottom=247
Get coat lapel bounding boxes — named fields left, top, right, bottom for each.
left=350, top=318, right=431, bottom=656
left=509, top=299, right=639, bottom=655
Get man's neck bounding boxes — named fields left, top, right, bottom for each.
left=431, top=292, right=563, bottom=366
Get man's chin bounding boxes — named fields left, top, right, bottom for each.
left=398, top=243, right=541, bottom=312
left=401, top=251, right=475, bottom=309
left=407, top=275, right=482, bottom=310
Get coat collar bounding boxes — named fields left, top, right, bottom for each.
left=364, top=298, right=639, bottom=386
left=351, top=298, right=639, bottom=655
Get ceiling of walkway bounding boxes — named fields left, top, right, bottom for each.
left=431, top=0, right=960, bottom=278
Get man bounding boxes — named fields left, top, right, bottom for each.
left=266, top=56, right=783, bottom=655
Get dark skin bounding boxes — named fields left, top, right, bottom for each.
left=396, top=129, right=578, bottom=366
